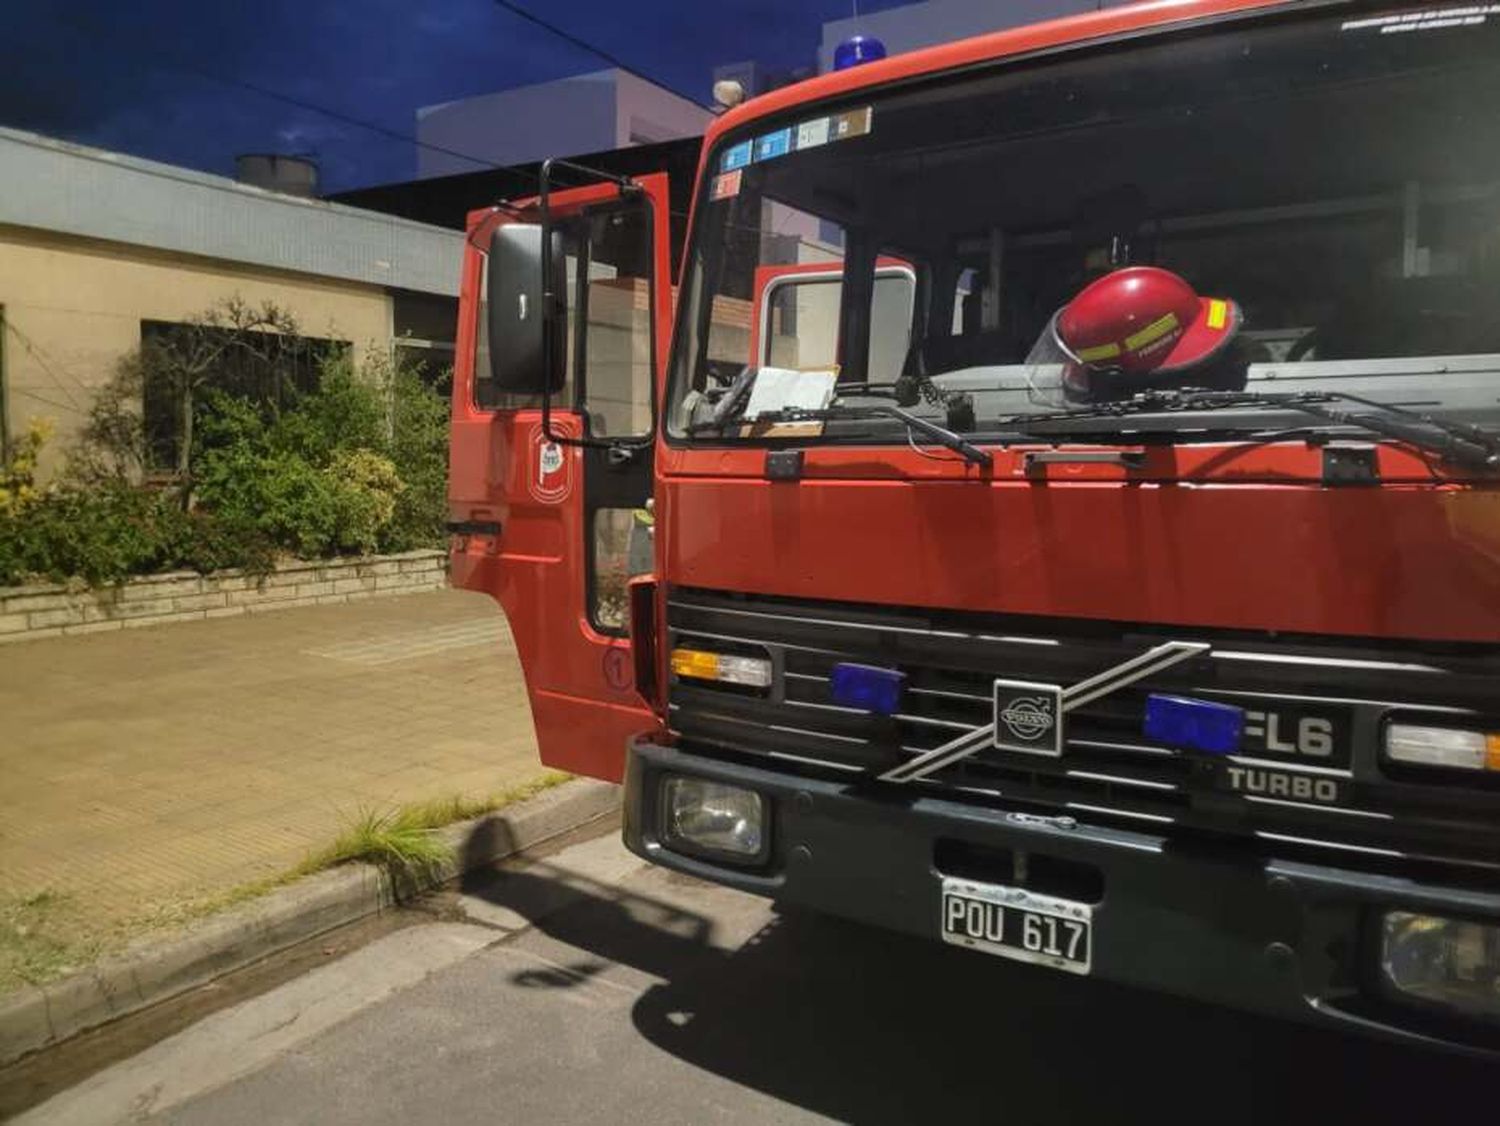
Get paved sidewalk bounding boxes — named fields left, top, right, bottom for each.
left=0, top=590, right=541, bottom=930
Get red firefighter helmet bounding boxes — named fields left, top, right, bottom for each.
left=1042, top=267, right=1241, bottom=397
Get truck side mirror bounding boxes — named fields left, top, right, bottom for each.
left=487, top=223, right=566, bottom=394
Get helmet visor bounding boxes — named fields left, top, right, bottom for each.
left=1024, top=310, right=1094, bottom=401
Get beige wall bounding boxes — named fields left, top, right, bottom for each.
left=0, top=224, right=394, bottom=479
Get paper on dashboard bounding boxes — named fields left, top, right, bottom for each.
left=743, top=367, right=837, bottom=420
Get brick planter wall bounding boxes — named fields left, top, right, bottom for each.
left=0, top=550, right=447, bottom=644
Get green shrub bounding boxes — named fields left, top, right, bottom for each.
left=380, top=368, right=449, bottom=552
left=261, top=360, right=387, bottom=464
left=196, top=447, right=328, bottom=557
left=326, top=448, right=404, bottom=553
left=0, top=482, right=272, bottom=587
left=0, top=483, right=170, bottom=585
left=194, top=353, right=443, bottom=559
left=4, top=338, right=451, bottom=589
left=195, top=398, right=404, bottom=558
left=171, top=510, right=275, bottom=577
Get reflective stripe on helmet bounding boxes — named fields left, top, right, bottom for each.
left=1123, top=311, right=1181, bottom=353
left=1075, top=341, right=1122, bottom=363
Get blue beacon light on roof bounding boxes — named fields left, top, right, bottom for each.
left=833, top=35, right=887, bottom=71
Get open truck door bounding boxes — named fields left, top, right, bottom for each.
left=448, top=168, right=671, bottom=782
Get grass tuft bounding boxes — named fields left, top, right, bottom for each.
left=394, top=770, right=572, bottom=833
left=296, top=770, right=573, bottom=883
left=301, top=806, right=454, bottom=882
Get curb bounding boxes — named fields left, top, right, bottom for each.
left=0, top=778, right=620, bottom=1068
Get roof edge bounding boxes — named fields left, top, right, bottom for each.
left=0, top=125, right=455, bottom=239
left=703, top=0, right=1302, bottom=153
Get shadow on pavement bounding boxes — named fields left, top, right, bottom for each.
left=461, top=853, right=1489, bottom=1125
left=460, top=855, right=723, bottom=989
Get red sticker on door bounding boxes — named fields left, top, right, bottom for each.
left=528, top=425, right=573, bottom=504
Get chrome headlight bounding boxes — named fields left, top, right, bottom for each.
left=661, top=777, right=767, bottom=864
left=1380, top=910, right=1500, bottom=1022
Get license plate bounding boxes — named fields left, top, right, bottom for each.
left=940, top=877, right=1092, bottom=975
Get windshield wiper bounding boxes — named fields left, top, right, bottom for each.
left=1005, top=390, right=1500, bottom=472
left=691, top=400, right=992, bottom=467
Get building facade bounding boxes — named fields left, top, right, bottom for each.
left=415, top=69, right=710, bottom=180
left=0, top=127, right=462, bottom=479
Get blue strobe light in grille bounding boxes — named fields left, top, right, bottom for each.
left=830, top=663, right=906, bottom=715
left=1144, top=694, right=1245, bottom=754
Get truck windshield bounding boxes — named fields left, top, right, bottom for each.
left=667, top=8, right=1500, bottom=446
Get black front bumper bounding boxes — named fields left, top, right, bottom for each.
left=624, top=738, right=1500, bottom=1056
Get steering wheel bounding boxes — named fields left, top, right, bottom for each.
left=704, top=360, right=744, bottom=388
left=1284, top=327, right=1319, bottom=363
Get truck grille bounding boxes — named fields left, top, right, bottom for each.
left=666, top=588, right=1500, bottom=879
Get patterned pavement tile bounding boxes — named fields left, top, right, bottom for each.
left=0, top=590, right=545, bottom=923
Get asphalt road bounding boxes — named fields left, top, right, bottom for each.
left=17, top=823, right=1492, bottom=1126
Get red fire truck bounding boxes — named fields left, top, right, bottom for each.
left=448, top=0, right=1500, bottom=1053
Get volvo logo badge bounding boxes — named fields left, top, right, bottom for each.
left=992, top=681, right=1064, bottom=756
left=998, top=697, right=1055, bottom=740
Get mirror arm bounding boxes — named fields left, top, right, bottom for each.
left=465, top=201, right=527, bottom=253
left=540, top=156, right=644, bottom=198
left=539, top=161, right=563, bottom=444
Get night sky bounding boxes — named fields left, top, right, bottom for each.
left=5, top=1, right=910, bottom=192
